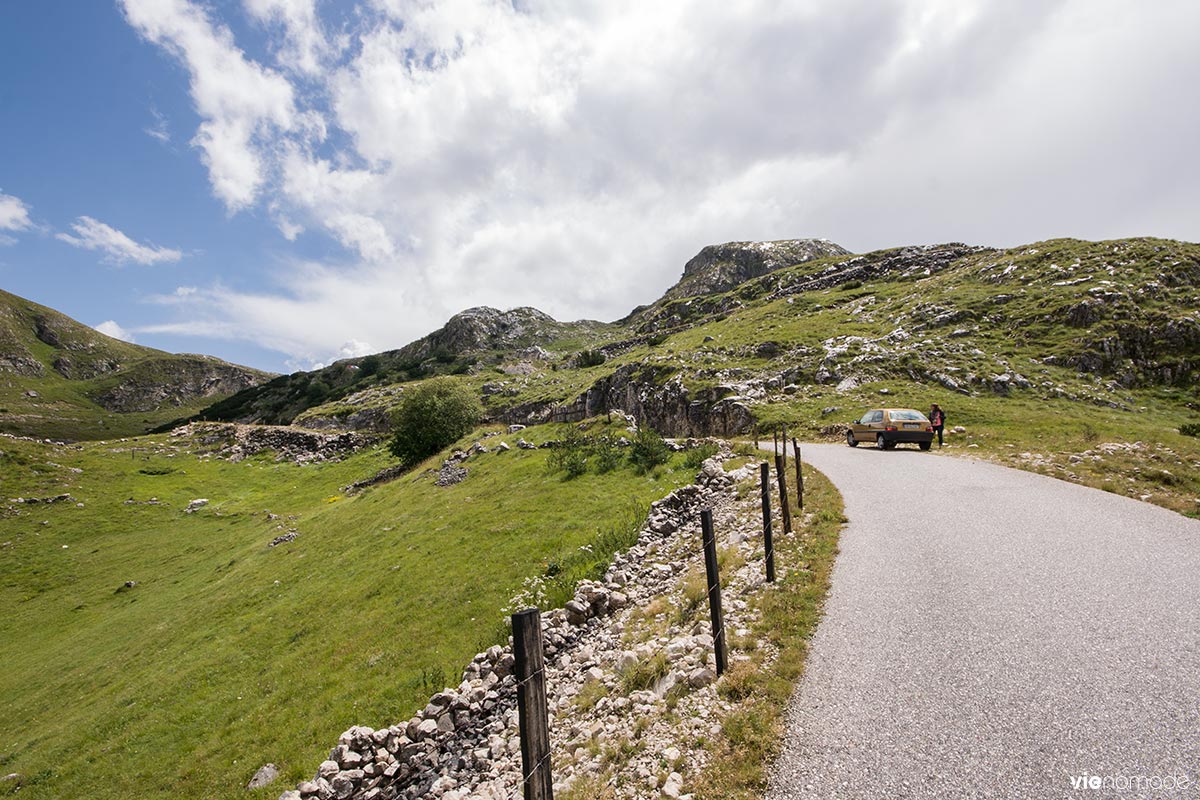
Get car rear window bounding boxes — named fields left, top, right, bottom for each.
left=889, top=410, right=927, bottom=421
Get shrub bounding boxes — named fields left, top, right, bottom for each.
left=387, top=377, right=483, bottom=467
left=1180, top=422, right=1200, bottom=437
left=683, top=442, right=720, bottom=470
left=548, top=430, right=590, bottom=479
left=629, top=427, right=671, bottom=474
left=589, top=433, right=624, bottom=473
left=357, top=355, right=381, bottom=377
left=577, top=349, right=607, bottom=368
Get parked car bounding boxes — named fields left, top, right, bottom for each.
left=847, top=408, right=934, bottom=450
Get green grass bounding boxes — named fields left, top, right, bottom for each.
left=0, top=423, right=694, bottom=800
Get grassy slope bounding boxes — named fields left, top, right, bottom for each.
left=0, top=370, right=245, bottom=442
left=0, top=424, right=694, bottom=799
left=0, top=288, right=270, bottom=441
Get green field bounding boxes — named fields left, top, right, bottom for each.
left=0, top=422, right=693, bottom=799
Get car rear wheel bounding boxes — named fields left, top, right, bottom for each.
left=875, top=434, right=886, bottom=450
left=847, top=430, right=858, bottom=447
left=919, top=441, right=932, bottom=451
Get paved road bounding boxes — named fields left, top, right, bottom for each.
left=767, top=444, right=1200, bottom=799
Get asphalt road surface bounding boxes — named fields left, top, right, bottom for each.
left=767, top=444, right=1200, bottom=799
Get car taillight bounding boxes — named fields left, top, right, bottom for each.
left=925, top=426, right=932, bottom=432
left=885, top=426, right=897, bottom=431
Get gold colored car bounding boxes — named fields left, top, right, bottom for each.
left=846, top=408, right=935, bottom=450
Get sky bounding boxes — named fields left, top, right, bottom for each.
left=1, top=0, right=1198, bottom=374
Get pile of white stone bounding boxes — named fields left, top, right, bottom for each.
left=281, top=450, right=771, bottom=800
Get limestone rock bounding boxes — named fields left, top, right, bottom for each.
left=247, top=763, right=279, bottom=789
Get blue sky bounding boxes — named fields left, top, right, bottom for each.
left=2, top=0, right=1198, bottom=374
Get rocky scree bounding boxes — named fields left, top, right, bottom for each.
left=171, top=422, right=379, bottom=465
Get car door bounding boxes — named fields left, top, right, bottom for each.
left=856, top=410, right=882, bottom=440
left=868, top=410, right=885, bottom=439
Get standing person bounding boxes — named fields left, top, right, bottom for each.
left=929, top=404, right=946, bottom=447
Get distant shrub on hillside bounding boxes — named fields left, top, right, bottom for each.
left=547, top=429, right=590, bottom=479
left=629, top=427, right=671, bottom=474
left=388, top=378, right=483, bottom=467
left=576, top=349, right=606, bottom=368
left=683, top=442, right=720, bottom=470
left=1180, top=422, right=1200, bottom=438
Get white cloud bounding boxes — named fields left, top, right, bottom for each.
left=0, top=191, right=33, bottom=233
left=123, top=0, right=1200, bottom=368
left=120, top=0, right=302, bottom=211
left=94, top=320, right=137, bottom=343
left=140, top=269, right=430, bottom=366
left=145, top=107, right=171, bottom=144
left=243, top=0, right=332, bottom=75
left=338, top=339, right=374, bottom=358
left=56, top=216, right=183, bottom=265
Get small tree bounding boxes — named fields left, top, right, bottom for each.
left=629, top=427, right=672, bottom=474
left=388, top=377, right=483, bottom=467
left=576, top=349, right=607, bottom=368
left=547, top=429, right=590, bottom=479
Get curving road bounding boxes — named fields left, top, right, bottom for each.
left=767, top=444, right=1200, bottom=799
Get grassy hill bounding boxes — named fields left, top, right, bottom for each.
left=0, top=420, right=696, bottom=799
left=166, top=306, right=618, bottom=429
left=276, top=237, right=1200, bottom=513
left=0, top=288, right=271, bottom=441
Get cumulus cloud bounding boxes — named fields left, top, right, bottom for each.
left=0, top=191, right=33, bottom=233
left=120, top=0, right=304, bottom=211
left=244, top=0, right=333, bottom=75
left=94, top=320, right=137, bottom=343
left=56, top=216, right=183, bottom=265
left=140, top=269, right=427, bottom=367
left=124, top=0, right=1200, bottom=367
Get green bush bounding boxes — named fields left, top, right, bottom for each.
left=683, top=442, right=720, bottom=470
left=589, top=433, right=624, bottom=473
left=629, top=427, right=671, bottom=474
left=1180, top=422, right=1200, bottom=437
left=387, top=377, right=483, bottom=467
left=576, top=349, right=607, bottom=368
left=548, top=429, right=590, bottom=479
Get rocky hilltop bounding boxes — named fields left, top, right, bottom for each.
left=175, top=306, right=617, bottom=428
left=0, top=288, right=271, bottom=439
left=658, top=237, right=849, bottom=303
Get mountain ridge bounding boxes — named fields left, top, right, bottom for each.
left=0, top=288, right=272, bottom=440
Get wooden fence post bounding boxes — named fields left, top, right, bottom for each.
left=775, top=453, right=792, bottom=534
left=792, top=437, right=804, bottom=511
left=512, top=609, right=553, bottom=800
left=760, top=462, right=776, bottom=583
left=780, top=424, right=788, bottom=472
left=700, top=508, right=728, bottom=675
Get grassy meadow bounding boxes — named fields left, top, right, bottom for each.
left=0, top=422, right=694, bottom=799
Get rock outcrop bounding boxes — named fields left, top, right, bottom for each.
left=93, top=357, right=268, bottom=412
left=498, top=364, right=754, bottom=438
left=659, top=238, right=850, bottom=303
left=172, top=422, right=379, bottom=464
